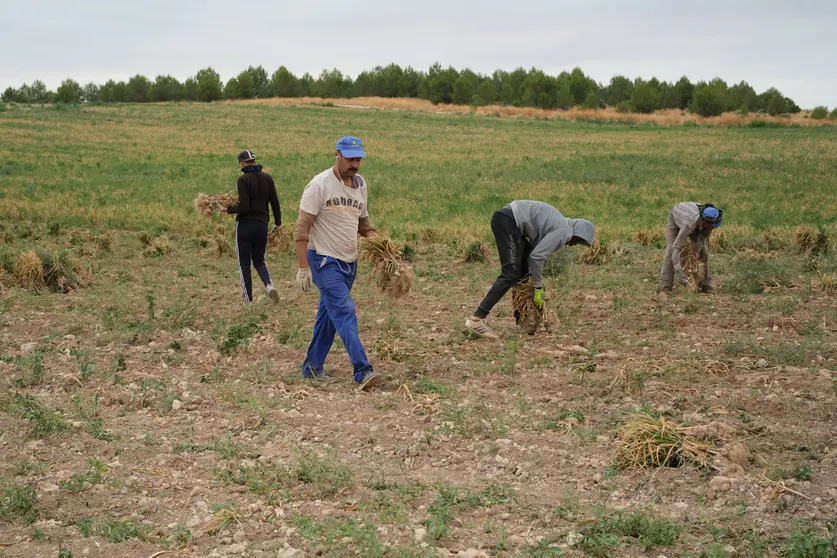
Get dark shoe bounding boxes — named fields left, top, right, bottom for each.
left=701, top=286, right=715, bottom=294
left=358, top=370, right=382, bottom=391
left=302, top=363, right=336, bottom=384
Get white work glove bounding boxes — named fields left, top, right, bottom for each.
left=296, top=268, right=313, bottom=292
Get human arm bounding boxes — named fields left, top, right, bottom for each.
left=358, top=216, right=376, bottom=238
left=527, top=229, right=570, bottom=288
left=293, top=211, right=317, bottom=291
left=294, top=181, right=324, bottom=267
left=356, top=181, right=375, bottom=237
left=226, top=177, right=249, bottom=214
left=268, top=177, right=281, bottom=227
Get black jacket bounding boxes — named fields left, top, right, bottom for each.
left=227, top=165, right=281, bottom=226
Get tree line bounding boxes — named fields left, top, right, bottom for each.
left=3, top=63, right=834, bottom=118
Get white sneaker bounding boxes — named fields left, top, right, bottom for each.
left=266, top=284, right=279, bottom=305
left=465, top=316, right=499, bottom=339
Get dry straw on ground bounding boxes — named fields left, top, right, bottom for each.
left=194, top=192, right=237, bottom=217
left=511, top=278, right=551, bottom=335
left=707, top=228, right=729, bottom=252
left=268, top=224, right=296, bottom=252
left=579, top=240, right=608, bottom=265
left=792, top=225, right=817, bottom=253
left=720, top=442, right=752, bottom=468
left=632, top=228, right=662, bottom=246
left=143, top=236, right=173, bottom=258
left=792, top=225, right=829, bottom=257
left=681, top=241, right=705, bottom=292
left=13, top=250, right=44, bottom=291
left=462, top=241, right=491, bottom=263
left=213, top=224, right=228, bottom=257
left=812, top=273, right=837, bottom=295
left=615, top=414, right=713, bottom=470
left=39, top=250, right=89, bottom=293
left=232, top=96, right=835, bottom=127
left=359, top=234, right=414, bottom=298
left=419, top=228, right=441, bottom=244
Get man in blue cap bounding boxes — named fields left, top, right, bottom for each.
left=293, top=136, right=381, bottom=389
left=660, top=202, right=723, bottom=293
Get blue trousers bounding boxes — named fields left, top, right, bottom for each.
left=302, top=250, right=372, bottom=383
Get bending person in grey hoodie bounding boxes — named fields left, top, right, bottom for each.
left=466, top=200, right=595, bottom=339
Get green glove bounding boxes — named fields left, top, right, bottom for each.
left=533, top=287, right=545, bottom=309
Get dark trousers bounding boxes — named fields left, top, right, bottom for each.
left=235, top=219, right=272, bottom=304
left=475, top=208, right=531, bottom=318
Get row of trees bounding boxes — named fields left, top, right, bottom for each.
left=1, top=63, right=809, bottom=117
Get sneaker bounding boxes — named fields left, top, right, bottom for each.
left=358, top=370, right=382, bottom=391
left=465, top=316, right=499, bottom=339
left=301, top=364, right=336, bottom=384
left=266, top=284, right=279, bottom=305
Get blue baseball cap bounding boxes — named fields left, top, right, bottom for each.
left=702, top=206, right=722, bottom=227
left=336, top=136, right=365, bottom=158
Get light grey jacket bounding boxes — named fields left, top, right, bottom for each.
left=509, top=200, right=595, bottom=287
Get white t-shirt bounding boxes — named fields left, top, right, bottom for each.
left=299, top=167, right=369, bottom=263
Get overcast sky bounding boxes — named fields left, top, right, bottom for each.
left=2, top=0, right=835, bottom=109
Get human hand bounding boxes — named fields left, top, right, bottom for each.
left=271, top=224, right=279, bottom=234
left=533, top=287, right=545, bottom=309
left=675, top=269, right=688, bottom=286
left=296, top=268, right=313, bottom=292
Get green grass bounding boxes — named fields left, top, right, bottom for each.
left=174, top=434, right=246, bottom=459
left=296, top=450, right=353, bottom=496
left=783, top=519, right=837, bottom=557
left=216, top=318, right=261, bottom=355
left=2, top=101, right=837, bottom=556
left=0, top=477, right=39, bottom=524
left=74, top=516, right=158, bottom=543
left=579, top=508, right=682, bottom=556
left=425, top=484, right=516, bottom=541
left=0, top=393, right=68, bottom=437
left=413, top=377, right=452, bottom=397
left=291, top=516, right=388, bottom=557
left=2, top=103, right=837, bottom=242
left=13, top=352, right=45, bottom=388
left=59, top=457, right=109, bottom=492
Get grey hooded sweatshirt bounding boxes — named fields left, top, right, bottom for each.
left=509, top=200, right=595, bottom=288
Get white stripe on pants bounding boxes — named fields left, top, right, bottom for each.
left=234, top=221, right=251, bottom=304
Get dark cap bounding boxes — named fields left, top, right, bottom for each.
left=238, top=150, right=256, bottom=163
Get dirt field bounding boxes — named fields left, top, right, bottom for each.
left=1, top=103, right=836, bottom=557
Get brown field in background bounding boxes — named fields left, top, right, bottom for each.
left=231, top=96, right=834, bottom=126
